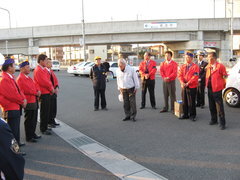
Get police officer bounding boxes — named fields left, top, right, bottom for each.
left=0, top=58, right=27, bottom=146
left=16, top=61, right=41, bottom=143
left=90, top=56, right=107, bottom=111
left=0, top=118, right=25, bottom=180
left=139, top=52, right=157, bottom=109
left=178, top=52, right=199, bottom=121
left=196, top=51, right=208, bottom=108
left=206, top=52, right=227, bottom=130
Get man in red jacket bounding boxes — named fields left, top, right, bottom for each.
left=46, top=58, right=60, bottom=128
left=205, top=52, right=227, bottom=130
left=139, top=52, right=157, bottom=109
left=0, top=58, right=27, bottom=146
left=178, top=52, right=199, bottom=121
left=17, top=61, right=41, bottom=142
left=159, top=51, right=178, bottom=113
left=34, top=54, right=54, bottom=135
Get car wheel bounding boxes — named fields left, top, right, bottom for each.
left=74, top=74, right=79, bottom=76
left=224, top=88, right=240, bottom=107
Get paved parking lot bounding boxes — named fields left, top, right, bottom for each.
left=20, top=70, right=240, bottom=180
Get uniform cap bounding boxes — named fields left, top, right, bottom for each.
left=197, top=51, right=205, bottom=56
left=186, top=52, right=194, bottom=58
left=19, top=61, right=29, bottom=68
left=3, top=58, right=14, bottom=65
left=94, top=56, right=102, bottom=60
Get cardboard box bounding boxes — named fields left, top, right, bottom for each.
left=174, top=100, right=183, bottom=118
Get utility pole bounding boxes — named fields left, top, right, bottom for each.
left=230, top=0, right=234, bottom=60
left=0, top=7, right=11, bottom=57
left=82, top=0, right=86, bottom=61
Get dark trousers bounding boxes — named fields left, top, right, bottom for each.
left=94, top=88, right=106, bottom=109
left=141, top=79, right=156, bottom=107
left=163, top=80, right=176, bottom=111
left=3, top=110, right=21, bottom=144
left=196, top=82, right=205, bottom=106
left=49, top=94, right=57, bottom=124
left=121, top=87, right=137, bottom=118
left=182, top=87, right=197, bottom=118
left=39, top=94, right=51, bottom=132
left=208, top=88, right=226, bottom=126
left=24, top=108, right=38, bottom=140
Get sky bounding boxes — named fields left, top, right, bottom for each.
left=0, top=0, right=238, bottom=29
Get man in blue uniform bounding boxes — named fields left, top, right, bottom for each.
left=0, top=118, right=25, bottom=180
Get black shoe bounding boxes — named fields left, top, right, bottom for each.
left=19, top=142, right=25, bottom=147
left=196, top=104, right=200, bottom=107
left=102, top=107, right=108, bottom=111
left=41, top=130, right=52, bottom=135
left=200, top=106, right=204, bottom=109
left=209, top=121, right=218, bottom=125
left=152, top=106, right=156, bottom=109
left=160, top=109, right=167, bottom=113
left=94, top=108, right=99, bottom=111
left=122, top=117, right=130, bottom=121
left=179, top=115, right=189, bottom=120
left=191, top=117, right=196, bottom=121
left=220, top=126, right=226, bottom=130
left=48, top=127, right=52, bottom=131
left=34, top=134, right=41, bottom=139
left=140, top=106, right=145, bottom=109
left=54, top=122, right=60, bottom=126
left=19, top=151, right=26, bottom=156
left=48, top=124, right=56, bottom=128
left=27, top=138, right=37, bottom=143
left=131, top=117, right=136, bottom=122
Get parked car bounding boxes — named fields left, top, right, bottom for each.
left=67, top=62, right=84, bottom=76
left=52, top=60, right=60, bottom=71
left=108, top=61, right=140, bottom=78
left=223, top=60, right=240, bottom=107
left=78, top=62, right=95, bottom=76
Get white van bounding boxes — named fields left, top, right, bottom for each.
left=223, top=60, right=240, bottom=107
left=52, top=60, right=60, bottom=71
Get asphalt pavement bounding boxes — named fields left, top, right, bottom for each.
left=19, top=70, right=240, bottom=180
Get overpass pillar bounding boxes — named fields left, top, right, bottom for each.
left=28, top=38, right=39, bottom=56
left=219, top=32, right=231, bottom=62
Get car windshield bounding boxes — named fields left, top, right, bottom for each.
left=53, top=61, right=59, bottom=65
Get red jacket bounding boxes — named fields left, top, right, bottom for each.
left=49, top=69, right=59, bottom=89
left=205, top=62, right=227, bottom=92
left=16, top=73, right=39, bottom=104
left=160, top=60, right=178, bottom=81
left=178, top=63, right=199, bottom=88
left=0, top=72, right=25, bottom=111
left=139, top=59, right=157, bottom=80
left=34, top=65, right=54, bottom=94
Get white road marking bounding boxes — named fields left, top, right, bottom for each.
left=52, top=119, right=168, bottom=180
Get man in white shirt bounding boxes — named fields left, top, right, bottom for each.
left=116, top=59, right=140, bottom=122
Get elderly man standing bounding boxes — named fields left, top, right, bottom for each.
left=159, top=51, right=178, bottom=113
left=139, top=52, right=157, bottom=109
left=178, top=52, right=199, bottom=121
left=0, top=58, right=27, bottom=147
left=16, top=61, right=41, bottom=143
left=116, top=59, right=140, bottom=122
left=206, top=52, right=227, bottom=130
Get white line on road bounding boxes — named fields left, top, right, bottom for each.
left=52, top=119, right=168, bottom=180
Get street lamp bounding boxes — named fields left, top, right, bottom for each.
left=0, top=7, right=11, bottom=57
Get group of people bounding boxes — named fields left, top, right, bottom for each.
left=0, top=54, right=59, bottom=180
left=91, top=51, right=227, bottom=130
